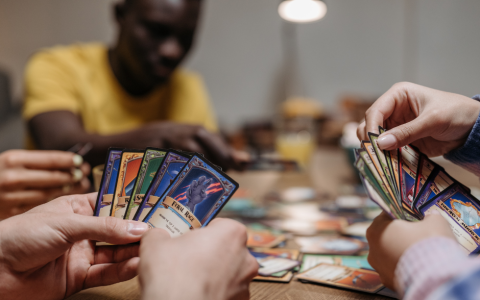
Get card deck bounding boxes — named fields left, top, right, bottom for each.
left=110, top=150, right=144, bottom=218
left=94, top=148, right=122, bottom=217
left=124, top=148, right=167, bottom=220
left=143, top=154, right=239, bottom=237
left=132, top=150, right=190, bottom=221
left=355, top=130, right=480, bottom=254
left=296, top=263, right=384, bottom=294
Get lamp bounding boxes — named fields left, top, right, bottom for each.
left=278, top=0, right=327, bottom=23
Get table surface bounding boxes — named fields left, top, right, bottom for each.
left=67, top=147, right=480, bottom=300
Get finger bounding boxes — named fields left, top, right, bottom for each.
left=84, top=257, right=140, bottom=289
left=0, top=169, right=78, bottom=190
left=366, top=212, right=393, bottom=242
left=364, top=85, right=407, bottom=135
left=0, top=189, right=56, bottom=204
left=60, top=215, right=149, bottom=245
left=356, top=121, right=367, bottom=141
left=95, top=244, right=140, bottom=264
left=1, top=150, right=83, bottom=170
left=377, top=117, right=435, bottom=150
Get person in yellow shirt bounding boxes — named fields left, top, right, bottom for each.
left=23, top=0, right=240, bottom=169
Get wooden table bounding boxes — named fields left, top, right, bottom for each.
left=68, top=146, right=480, bottom=300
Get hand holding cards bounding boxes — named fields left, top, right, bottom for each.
left=355, top=127, right=480, bottom=254
left=94, top=148, right=239, bottom=237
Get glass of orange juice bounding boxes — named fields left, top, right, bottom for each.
left=275, top=116, right=316, bottom=168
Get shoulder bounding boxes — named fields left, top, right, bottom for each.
left=26, top=43, right=106, bottom=74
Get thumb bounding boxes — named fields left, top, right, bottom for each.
left=376, top=117, right=433, bottom=150
left=62, top=215, right=149, bottom=244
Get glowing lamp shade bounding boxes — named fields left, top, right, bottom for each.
left=278, top=0, right=327, bottom=23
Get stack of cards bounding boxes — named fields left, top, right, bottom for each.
left=94, top=148, right=238, bottom=237
left=356, top=127, right=480, bottom=254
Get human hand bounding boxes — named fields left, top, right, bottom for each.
left=139, top=218, right=258, bottom=300
left=0, top=193, right=149, bottom=300
left=130, top=122, right=243, bottom=171
left=357, top=82, right=480, bottom=156
left=0, top=150, right=91, bottom=219
left=366, top=211, right=455, bottom=290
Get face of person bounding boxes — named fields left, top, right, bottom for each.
left=116, top=0, right=201, bottom=86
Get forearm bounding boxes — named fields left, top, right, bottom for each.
left=395, top=237, right=480, bottom=300
left=444, top=94, right=480, bottom=177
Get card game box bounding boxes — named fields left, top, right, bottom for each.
left=94, top=148, right=239, bottom=237
left=355, top=127, right=480, bottom=254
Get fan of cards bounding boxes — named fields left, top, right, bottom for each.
left=355, top=127, right=480, bottom=254
left=93, top=148, right=238, bottom=237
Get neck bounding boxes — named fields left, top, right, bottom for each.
left=108, top=48, right=157, bottom=97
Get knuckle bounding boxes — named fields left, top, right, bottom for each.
left=392, top=81, right=412, bottom=91
left=103, top=217, right=121, bottom=236
left=398, top=124, right=414, bottom=140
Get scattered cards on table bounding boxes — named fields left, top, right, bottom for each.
left=355, top=126, right=480, bottom=254
left=94, top=148, right=238, bottom=237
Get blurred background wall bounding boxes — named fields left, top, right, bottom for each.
left=0, top=0, right=480, bottom=133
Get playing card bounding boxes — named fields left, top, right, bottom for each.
left=362, top=141, right=397, bottom=203
left=398, top=145, right=420, bottom=216
left=247, top=229, right=286, bottom=248
left=124, top=148, right=167, bottom=220
left=110, top=150, right=144, bottom=218
left=300, top=254, right=372, bottom=272
left=296, top=264, right=383, bottom=294
left=414, top=154, right=439, bottom=199
left=420, top=183, right=480, bottom=254
left=94, top=148, right=122, bottom=217
left=251, top=248, right=300, bottom=282
left=257, top=257, right=300, bottom=276
left=133, top=150, right=190, bottom=221
left=413, top=169, right=454, bottom=215
left=355, top=153, right=401, bottom=219
left=294, top=236, right=366, bottom=255
left=143, top=154, right=239, bottom=237
left=368, top=132, right=397, bottom=197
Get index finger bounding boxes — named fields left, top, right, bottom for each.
left=1, top=150, right=82, bottom=170
left=365, top=85, right=407, bottom=134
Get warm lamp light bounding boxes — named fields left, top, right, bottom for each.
left=278, top=0, right=327, bottom=23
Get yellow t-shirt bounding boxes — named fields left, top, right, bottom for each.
left=23, top=43, right=217, bottom=147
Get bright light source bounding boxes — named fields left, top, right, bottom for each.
left=278, top=0, right=327, bottom=23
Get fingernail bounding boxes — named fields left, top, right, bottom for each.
left=377, top=134, right=397, bottom=150
left=73, top=154, right=83, bottom=167
left=72, top=169, right=83, bottom=182
left=127, top=221, right=149, bottom=236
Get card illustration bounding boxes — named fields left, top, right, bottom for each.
left=143, top=155, right=238, bottom=237
left=421, top=183, right=480, bottom=254
left=124, top=148, right=167, bottom=220
left=111, top=150, right=144, bottom=218
left=133, top=151, right=189, bottom=221
left=94, top=148, right=122, bottom=217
